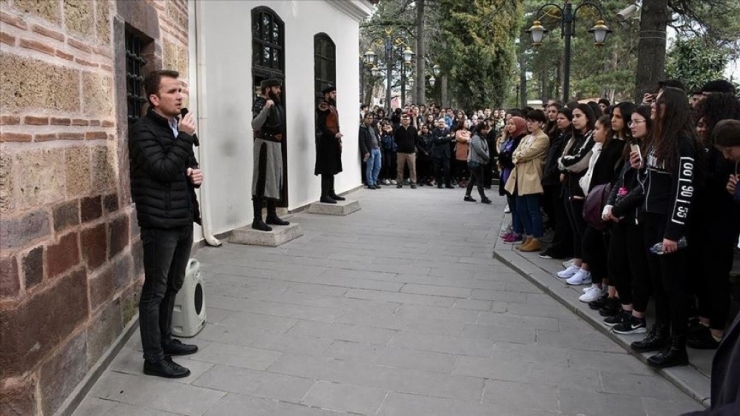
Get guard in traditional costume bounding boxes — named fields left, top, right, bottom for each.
left=251, top=78, right=289, bottom=231
left=315, top=85, right=344, bottom=203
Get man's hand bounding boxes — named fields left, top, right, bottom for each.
left=335, top=132, right=344, bottom=139
left=179, top=113, right=196, bottom=136
left=187, top=168, right=203, bottom=186
left=265, top=99, right=275, bottom=108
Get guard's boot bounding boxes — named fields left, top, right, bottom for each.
left=266, top=201, right=289, bottom=226
left=329, top=191, right=345, bottom=201
left=631, top=322, right=669, bottom=353
left=320, top=195, right=337, bottom=204
left=647, top=336, right=689, bottom=369
left=251, top=218, right=272, bottom=232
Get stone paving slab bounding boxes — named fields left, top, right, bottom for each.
left=72, top=186, right=704, bottom=416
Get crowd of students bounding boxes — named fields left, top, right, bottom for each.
left=496, top=79, right=740, bottom=371
left=361, top=78, right=740, bottom=371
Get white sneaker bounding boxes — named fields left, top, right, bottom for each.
left=504, top=205, right=510, bottom=213
left=499, top=223, right=513, bottom=237
left=391, top=180, right=397, bottom=185
left=579, top=285, right=606, bottom=302
left=566, top=269, right=592, bottom=285
left=562, top=258, right=575, bottom=268
left=557, top=265, right=580, bottom=279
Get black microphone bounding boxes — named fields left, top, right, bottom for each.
left=180, top=107, right=199, bottom=146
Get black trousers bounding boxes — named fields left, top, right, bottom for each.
left=542, top=184, right=557, bottom=229
left=689, top=222, right=737, bottom=331
left=609, top=221, right=651, bottom=311
left=432, top=157, right=451, bottom=186
left=320, top=174, right=335, bottom=197
left=139, top=225, right=193, bottom=362
left=643, top=212, right=690, bottom=339
left=582, top=225, right=608, bottom=284
left=381, top=149, right=397, bottom=181
left=547, top=185, right=573, bottom=257
left=252, top=197, right=279, bottom=220
left=465, top=163, right=486, bottom=199
left=417, top=158, right=433, bottom=182
left=564, top=195, right=587, bottom=259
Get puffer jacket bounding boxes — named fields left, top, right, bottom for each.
left=129, top=108, right=201, bottom=229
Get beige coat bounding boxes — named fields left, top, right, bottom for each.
left=504, top=131, right=550, bottom=196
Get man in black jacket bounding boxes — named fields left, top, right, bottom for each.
left=129, top=70, right=201, bottom=379
left=394, top=114, right=418, bottom=188
left=431, top=119, right=453, bottom=188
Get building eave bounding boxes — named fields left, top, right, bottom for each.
left=325, top=0, right=374, bottom=22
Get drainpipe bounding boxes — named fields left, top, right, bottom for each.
left=192, top=0, right=221, bottom=247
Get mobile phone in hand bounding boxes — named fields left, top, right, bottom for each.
left=630, top=143, right=642, bottom=162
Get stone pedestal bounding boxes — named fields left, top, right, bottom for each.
left=308, top=200, right=361, bottom=216
left=229, top=223, right=303, bottom=247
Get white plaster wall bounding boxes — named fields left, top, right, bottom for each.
left=191, top=0, right=364, bottom=236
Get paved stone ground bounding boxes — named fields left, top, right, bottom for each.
left=73, top=185, right=704, bottom=416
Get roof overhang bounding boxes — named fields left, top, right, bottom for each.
left=325, top=0, right=374, bottom=22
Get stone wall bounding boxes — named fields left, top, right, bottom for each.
left=0, top=1, right=189, bottom=415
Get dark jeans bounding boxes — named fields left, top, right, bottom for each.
left=547, top=185, right=573, bottom=257
left=507, top=193, right=523, bottom=235
left=564, top=195, right=587, bottom=259
left=139, top=225, right=193, bottom=362
left=582, top=225, right=608, bottom=284
left=465, top=163, right=487, bottom=199
left=516, top=193, right=544, bottom=238
left=432, top=157, right=451, bottom=186
left=643, top=212, right=689, bottom=339
left=609, top=221, right=651, bottom=311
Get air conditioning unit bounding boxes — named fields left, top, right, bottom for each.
left=172, top=258, right=206, bottom=337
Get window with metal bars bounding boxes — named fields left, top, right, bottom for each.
left=314, top=34, right=336, bottom=95
left=251, top=7, right=284, bottom=80
left=125, top=32, right=148, bottom=124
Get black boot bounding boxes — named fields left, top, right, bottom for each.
left=328, top=175, right=345, bottom=200
left=252, top=218, right=272, bottom=232
left=330, top=192, right=346, bottom=201
left=320, top=195, right=337, bottom=204
left=251, top=197, right=272, bottom=231
left=630, top=322, right=669, bottom=353
left=647, top=336, right=689, bottom=369
left=266, top=200, right=290, bottom=226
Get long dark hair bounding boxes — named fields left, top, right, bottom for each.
left=613, top=102, right=637, bottom=140
left=649, top=86, right=699, bottom=171
left=573, top=103, right=596, bottom=135
left=595, top=115, right=613, bottom=147
left=695, top=93, right=740, bottom=145
left=623, top=105, right=652, bottom=160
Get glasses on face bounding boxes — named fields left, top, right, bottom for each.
left=628, top=120, right=646, bottom=127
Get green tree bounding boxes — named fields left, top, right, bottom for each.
left=666, top=35, right=729, bottom=93
left=434, top=0, right=521, bottom=109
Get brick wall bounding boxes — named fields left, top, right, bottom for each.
left=0, top=1, right=189, bottom=415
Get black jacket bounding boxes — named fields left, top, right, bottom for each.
left=559, top=130, right=595, bottom=198
left=431, top=127, right=452, bottom=159
left=129, top=109, right=201, bottom=229
left=542, top=130, right=571, bottom=186
left=642, top=136, right=696, bottom=241
left=358, top=124, right=379, bottom=155
left=394, top=125, right=417, bottom=153
left=416, top=133, right=434, bottom=160
left=587, top=139, right=626, bottom=191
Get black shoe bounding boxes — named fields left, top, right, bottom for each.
left=445, top=185, right=454, bottom=189
left=410, top=184, right=417, bottom=189
left=612, top=314, right=647, bottom=335
left=143, top=357, right=191, bottom=378
left=687, top=318, right=708, bottom=336
left=266, top=215, right=290, bottom=226
left=320, top=195, right=337, bottom=204
left=538, top=250, right=552, bottom=259
left=481, top=198, right=492, bottom=204
left=162, top=339, right=198, bottom=356
left=373, top=185, right=381, bottom=189
left=437, top=184, right=443, bottom=189
left=366, top=185, right=377, bottom=190
left=647, top=337, right=689, bottom=369
left=598, top=297, right=621, bottom=317
left=464, top=195, right=476, bottom=202
left=603, top=311, right=629, bottom=327
left=587, top=292, right=609, bottom=310
left=687, top=327, right=721, bottom=349
left=396, top=185, right=403, bottom=189
left=251, top=218, right=272, bottom=232
left=631, top=322, right=669, bottom=353
left=330, top=193, right=346, bottom=201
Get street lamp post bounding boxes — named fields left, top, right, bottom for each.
left=527, top=0, right=611, bottom=102
left=364, top=29, right=414, bottom=113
